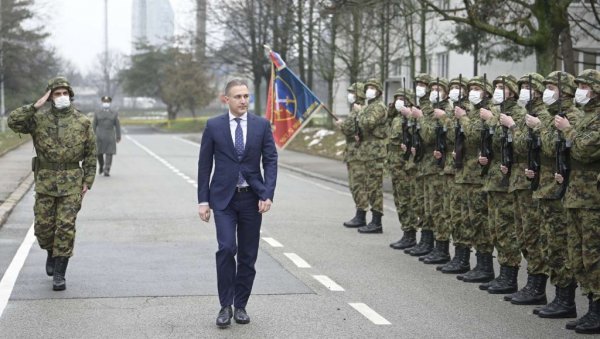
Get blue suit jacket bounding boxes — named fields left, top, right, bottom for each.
left=197, top=112, right=278, bottom=211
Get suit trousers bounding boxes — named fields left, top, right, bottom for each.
left=214, top=190, right=262, bottom=308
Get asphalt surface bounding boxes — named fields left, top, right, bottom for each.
left=0, top=127, right=588, bottom=338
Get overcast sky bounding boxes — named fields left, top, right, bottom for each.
left=38, top=0, right=196, bottom=74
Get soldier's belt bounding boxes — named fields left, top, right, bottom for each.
left=38, top=160, right=80, bottom=171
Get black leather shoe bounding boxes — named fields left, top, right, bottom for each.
left=234, top=308, right=251, bottom=324
left=216, top=306, right=233, bottom=328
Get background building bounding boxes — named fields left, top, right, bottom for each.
left=132, top=0, right=175, bottom=53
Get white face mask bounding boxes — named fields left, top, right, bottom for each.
left=429, top=90, right=440, bottom=103
left=517, top=88, right=531, bottom=107
left=468, top=90, right=482, bottom=105
left=492, top=88, right=505, bottom=104
left=102, top=102, right=111, bottom=109
left=448, top=88, right=461, bottom=102
left=347, top=93, right=356, bottom=104
left=54, top=95, right=71, bottom=109
left=365, top=88, right=377, bottom=100
left=415, top=85, right=426, bottom=98
left=543, top=89, right=557, bottom=106
left=394, top=99, right=405, bottom=111
left=575, top=88, right=591, bottom=105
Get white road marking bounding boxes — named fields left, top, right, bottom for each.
left=349, top=303, right=391, bottom=325
left=313, top=275, right=345, bottom=291
left=284, top=253, right=311, bottom=268
left=0, top=223, right=35, bottom=318
left=261, top=237, right=283, bottom=247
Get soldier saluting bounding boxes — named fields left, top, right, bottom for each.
left=8, top=77, right=96, bottom=291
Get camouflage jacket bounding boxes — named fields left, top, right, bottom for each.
left=562, top=98, right=600, bottom=209
left=357, top=96, right=388, bottom=161
left=8, top=104, right=96, bottom=196
left=340, top=104, right=362, bottom=163
left=481, top=99, right=526, bottom=192
left=438, top=101, right=474, bottom=176
left=532, top=99, right=582, bottom=200
left=454, top=99, right=492, bottom=185
left=416, top=99, right=452, bottom=177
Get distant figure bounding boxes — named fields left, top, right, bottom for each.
left=197, top=79, right=278, bottom=328
left=7, top=77, right=96, bottom=291
left=93, top=96, right=121, bottom=177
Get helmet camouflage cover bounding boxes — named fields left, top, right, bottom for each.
left=46, top=76, right=75, bottom=98
left=364, top=78, right=383, bottom=93
left=543, top=71, right=576, bottom=97
left=468, top=75, right=493, bottom=96
left=517, top=72, right=545, bottom=93
left=574, top=69, right=600, bottom=94
left=393, top=88, right=415, bottom=106
left=348, top=82, right=366, bottom=99
left=492, top=74, right=519, bottom=95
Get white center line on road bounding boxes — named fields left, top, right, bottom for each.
left=261, top=237, right=283, bottom=248
left=0, top=223, right=35, bottom=318
left=349, top=303, right=391, bottom=325
left=313, top=275, right=345, bottom=291
left=284, top=253, right=311, bottom=268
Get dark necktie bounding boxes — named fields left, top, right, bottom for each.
left=234, top=118, right=245, bottom=185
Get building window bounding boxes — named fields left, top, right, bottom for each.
left=391, top=58, right=402, bottom=76
left=583, top=52, right=598, bottom=69
left=426, top=55, right=433, bottom=74
left=439, top=0, right=450, bottom=9
left=437, top=52, right=449, bottom=78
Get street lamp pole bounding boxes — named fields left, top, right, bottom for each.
left=0, top=0, right=6, bottom=133
left=104, top=0, right=110, bottom=96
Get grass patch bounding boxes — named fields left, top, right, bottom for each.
left=0, top=127, right=31, bottom=156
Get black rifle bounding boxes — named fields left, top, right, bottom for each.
left=434, top=77, right=447, bottom=169
left=500, top=76, right=513, bottom=187
left=412, top=80, right=424, bottom=163
left=354, top=118, right=362, bottom=147
left=553, top=72, right=570, bottom=199
left=526, top=74, right=541, bottom=190
left=401, top=77, right=412, bottom=160
left=480, top=73, right=493, bottom=176
left=454, top=74, right=465, bottom=169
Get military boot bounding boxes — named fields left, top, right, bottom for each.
left=358, top=211, right=382, bottom=234
left=462, top=252, right=494, bottom=283
left=390, top=229, right=417, bottom=250
left=509, top=273, right=548, bottom=305
left=479, top=264, right=508, bottom=291
left=567, top=294, right=593, bottom=330
left=52, top=257, right=69, bottom=291
left=440, top=245, right=471, bottom=274
left=537, top=280, right=577, bottom=318
left=423, top=240, right=450, bottom=264
left=575, top=298, right=600, bottom=334
left=457, top=251, right=482, bottom=280
left=408, top=230, right=434, bottom=256
left=487, top=266, right=518, bottom=294
left=344, top=210, right=367, bottom=228
left=45, top=250, right=55, bottom=276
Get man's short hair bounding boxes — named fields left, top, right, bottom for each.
left=225, top=79, right=248, bottom=96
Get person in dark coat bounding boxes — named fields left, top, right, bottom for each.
left=93, top=96, right=121, bottom=176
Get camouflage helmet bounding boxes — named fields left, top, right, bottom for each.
left=543, top=71, right=576, bottom=97
left=46, top=76, right=74, bottom=98
left=364, top=78, right=383, bottom=93
left=414, top=73, right=432, bottom=86
left=449, top=76, right=470, bottom=90
left=575, top=69, right=600, bottom=94
left=468, top=75, right=493, bottom=96
left=492, top=74, right=519, bottom=95
left=393, top=88, right=415, bottom=106
left=430, top=78, right=449, bottom=93
left=517, top=72, right=545, bottom=93
left=347, top=82, right=366, bottom=99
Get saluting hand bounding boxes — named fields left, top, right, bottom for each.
left=34, top=90, right=51, bottom=109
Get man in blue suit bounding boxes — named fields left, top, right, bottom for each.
left=197, top=79, right=278, bottom=328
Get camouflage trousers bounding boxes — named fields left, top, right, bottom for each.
left=457, top=184, right=491, bottom=252
left=389, top=160, right=415, bottom=231
left=346, top=161, right=369, bottom=211
left=437, top=175, right=458, bottom=242
left=422, top=175, right=444, bottom=234
left=409, top=169, right=424, bottom=230
left=539, top=199, right=573, bottom=288
left=349, top=159, right=384, bottom=213
left=488, top=191, right=521, bottom=267
left=34, top=193, right=82, bottom=258
left=514, top=190, right=546, bottom=275
left=567, top=208, right=600, bottom=301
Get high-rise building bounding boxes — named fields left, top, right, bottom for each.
left=132, top=0, right=174, bottom=52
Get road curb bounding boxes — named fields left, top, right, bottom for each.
left=0, top=173, right=34, bottom=229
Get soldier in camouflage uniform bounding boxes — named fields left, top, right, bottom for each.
left=389, top=88, right=418, bottom=249
left=356, top=78, right=388, bottom=234
left=503, top=73, right=548, bottom=305
left=523, top=71, right=582, bottom=318
left=477, top=75, right=525, bottom=294
left=8, top=77, right=96, bottom=291
left=338, top=82, right=368, bottom=228
left=555, top=69, right=600, bottom=334
left=452, top=76, right=494, bottom=283
left=413, top=78, right=453, bottom=264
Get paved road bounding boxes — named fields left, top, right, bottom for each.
left=0, top=131, right=585, bottom=338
